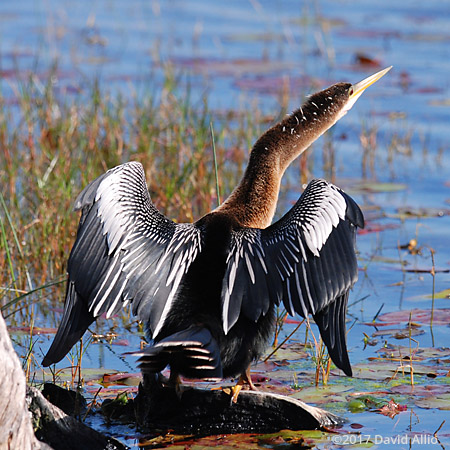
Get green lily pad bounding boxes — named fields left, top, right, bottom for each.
left=425, top=288, right=450, bottom=300
left=258, top=429, right=328, bottom=447
left=391, top=206, right=449, bottom=219
left=265, top=342, right=309, bottom=361
left=291, top=385, right=352, bottom=404
left=353, top=182, right=407, bottom=193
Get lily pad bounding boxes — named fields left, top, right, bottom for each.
left=353, top=181, right=407, bottom=194
left=264, top=342, right=310, bottom=361
left=390, top=384, right=450, bottom=396
left=372, top=327, right=424, bottom=339
left=394, top=206, right=449, bottom=218
left=100, top=372, right=142, bottom=387
left=425, top=288, right=450, bottom=300
left=415, top=394, right=450, bottom=410
left=376, top=399, right=407, bottom=418
left=258, top=429, right=328, bottom=447
left=378, top=308, right=450, bottom=325
left=8, top=326, right=58, bottom=335
left=377, top=345, right=450, bottom=360
left=291, top=385, right=352, bottom=404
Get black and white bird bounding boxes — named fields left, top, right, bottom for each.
left=43, top=67, right=391, bottom=391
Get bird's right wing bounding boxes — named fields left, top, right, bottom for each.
left=220, top=179, right=364, bottom=375
left=43, top=162, right=202, bottom=366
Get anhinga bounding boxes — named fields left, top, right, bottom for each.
left=43, top=67, right=391, bottom=393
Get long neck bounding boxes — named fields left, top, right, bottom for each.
left=215, top=88, right=347, bottom=228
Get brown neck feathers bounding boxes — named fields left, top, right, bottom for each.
left=214, top=84, right=351, bottom=228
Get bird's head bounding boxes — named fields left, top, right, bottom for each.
left=341, top=66, right=392, bottom=119
left=307, top=66, right=392, bottom=126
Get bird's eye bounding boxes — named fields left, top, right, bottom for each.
left=348, top=87, right=354, bottom=96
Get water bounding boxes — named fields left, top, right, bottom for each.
left=1, top=0, right=449, bottom=448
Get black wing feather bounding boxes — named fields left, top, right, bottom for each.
left=42, top=282, right=95, bottom=366
left=43, top=162, right=202, bottom=366
left=221, top=179, right=363, bottom=375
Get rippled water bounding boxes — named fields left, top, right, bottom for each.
left=2, top=0, right=450, bottom=448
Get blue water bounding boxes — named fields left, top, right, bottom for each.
left=1, top=0, right=449, bottom=448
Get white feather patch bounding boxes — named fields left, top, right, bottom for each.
left=301, top=181, right=347, bottom=256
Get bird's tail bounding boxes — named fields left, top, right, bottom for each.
left=136, top=326, right=223, bottom=380
left=42, top=282, right=95, bottom=367
left=312, top=291, right=352, bottom=376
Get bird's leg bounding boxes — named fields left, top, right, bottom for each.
left=230, top=365, right=258, bottom=403
left=159, top=370, right=184, bottom=398
left=168, top=369, right=181, bottom=386
left=168, top=370, right=185, bottom=398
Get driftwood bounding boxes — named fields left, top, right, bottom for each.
left=0, top=311, right=125, bottom=450
left=0, top=311, right=50, bottom=450
left=133, top=373, right=343, bottom=434
left=27, top=386, right=126, bottom=450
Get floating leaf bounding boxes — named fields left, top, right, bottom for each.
left=358, top=223, right=400, bottom=234
left=395, top=206, right=449, bottom=218
left=378, top=308, right=450, bottom=325
left=431, top=99, right=450, bottom=106
left=370, top=255, right=403, bottom=265
left=258, top=429, right=327, bottom=447
left=8, top=326, right=57, bottom=335
left=101, top=372, right=142, bottom=387
left=265, top=342, right=309, bottom=361
left=402, top=266, right=449, bottom=274
left=377, top=345, right=450, bottom=360
left=169, top=56, right=295, bottom=77
left=376, top=399, right=407, bottom=418
left=224, top=32, right=284, bottom=43
left=353, top=182, right=407, bottom=194
left=348, top=398, right=367, bottom=412
left=111, top=339, right=130, bottom=346
left=415, top=394, right=450, bottom=410
left=291, top=385, right=352, bottom=404
left=372, top=327, right=424, bottom=339
left=390, top=384, right=450, bottom=396
left=424, top=288, right=450, bottom=300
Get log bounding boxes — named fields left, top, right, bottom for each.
left=133, top=373, right=343, bottom=434
left=27, top=386, right=126, bottom=450
left=0, top=311, right=50, bottom=450
left=0, top=311, right=126, bottom=450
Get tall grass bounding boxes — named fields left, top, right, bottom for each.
left=0, top=68, right=265, bottom=332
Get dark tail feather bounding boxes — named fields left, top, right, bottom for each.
left=136, top=326, right=223, bottom=380
left=313, top=291, right=352, bottom=376
left=42, top=282, right=95, bottom=367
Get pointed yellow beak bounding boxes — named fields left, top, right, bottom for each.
left=350, top=66, right=392, bottom=100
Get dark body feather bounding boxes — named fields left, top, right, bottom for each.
left=155, top=213, right=276, bottom=378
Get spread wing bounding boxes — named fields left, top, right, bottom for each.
left=221, top=179, right=364, bottom=376
left=43, top=162, right=202, bottom=366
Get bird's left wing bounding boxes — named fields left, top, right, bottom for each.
left=220, top=179, right=364, bottom=375
left=43, top=162, right=202, bottom=365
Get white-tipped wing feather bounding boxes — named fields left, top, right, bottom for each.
left=68, top=162, right=202, bottom=338
left=221, top=179, right=364, bottom=332
left=220, top=179, right=363, bottom=375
